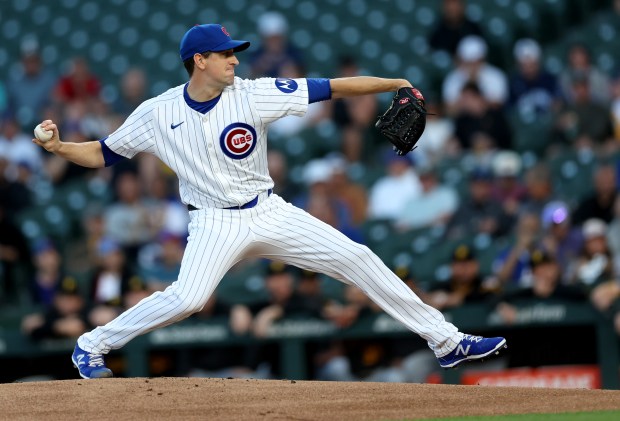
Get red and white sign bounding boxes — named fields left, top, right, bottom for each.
left=461, top=365, right=602, bottom=389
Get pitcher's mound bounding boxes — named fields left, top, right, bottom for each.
left=1, top=377, right=619, bottom=420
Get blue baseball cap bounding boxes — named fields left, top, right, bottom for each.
left=179, top=24, right=250, bottom=61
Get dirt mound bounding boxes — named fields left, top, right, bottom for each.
left=1, top=377, right=619, bottom=420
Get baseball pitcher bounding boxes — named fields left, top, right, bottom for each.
left=33, top=24, right=506, bottom=379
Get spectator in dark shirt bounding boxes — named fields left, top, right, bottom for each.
left=0, top=158, right=31, bottom=217
left=267, top=149, right=296, bottom=203
left=21, top=277, right=90, bottom=341
left=251, top=262, right=321, bottom=338
left=428, top=0, right=483, bottom=56
left=29, top=239, right=64, bottom=308
left=0, top=204, right=31, bottom=301
left=422, top=244, right=494, bottom=310
left=509, top=39, right=561, bottom=117
left=555, top=75, right=614, bottom=145
left=296, top=269, right=329, bottom=317
left=447, top=168, right=511, bottom=240
left=572, top=164, right=617, bottom=225
left=249, top=12, right=304, bottom=78
left=454, top=82, right=512, bottom=150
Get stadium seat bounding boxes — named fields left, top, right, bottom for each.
left=549, top=150, right=597, bottom=205
left=218, top=260, right=270, bottom=305
left=506, top=109, right=554, bottom=155
left=361, top=219, right=396, bottom=253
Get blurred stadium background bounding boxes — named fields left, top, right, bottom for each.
left=1, top=0, right=619, bottom=387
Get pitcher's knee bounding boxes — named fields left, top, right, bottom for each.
left=181, top=297, right=206, bottom=315
left=166, top=289, right=206, bottom=316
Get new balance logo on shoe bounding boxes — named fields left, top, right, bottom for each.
left=76, top=354, right=85, bottom=366
left=455, top=344, right=471, bottom=356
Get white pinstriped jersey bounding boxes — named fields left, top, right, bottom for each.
left=104, top=77, right=309, bottom=209
left=80, top=76, right=467, bottom=361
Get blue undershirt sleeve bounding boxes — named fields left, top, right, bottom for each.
left=99, top=137, right=127, bottom=167
left=307, top=78, right=332, bottom=104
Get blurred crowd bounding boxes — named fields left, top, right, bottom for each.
left=1, top=0, right=620, bottom=381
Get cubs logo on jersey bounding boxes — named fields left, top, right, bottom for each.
left=219, top=122, right=257, bottom=159
left=275, top=78, right=298, bottom=93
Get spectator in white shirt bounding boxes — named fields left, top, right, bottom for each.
left=443, top=35, right=508, bottom=115
left=368, top=153, right=422, bottom=221
left=396, top=165, right=459, bottom=230
left=0, top=116, right=43, bottom=181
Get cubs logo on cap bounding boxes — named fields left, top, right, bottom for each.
left=220, top=122, right=257, bottom=160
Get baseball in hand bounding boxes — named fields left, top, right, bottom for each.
left=34, top=124, right=53, bottom=142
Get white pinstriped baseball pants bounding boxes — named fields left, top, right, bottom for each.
left=78, top=194, right=463, bottom=357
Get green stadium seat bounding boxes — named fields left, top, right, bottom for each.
left=507, top=109, right=553, bottom=155
left=275, top=0, right=296, bottom=9
left=361, top=219, right=395, bottom=249
left=549, top=151, right=597, bottom=205
left=410, top=238, right=457, bottom=284
left=218, top=260, right=269, bottom=305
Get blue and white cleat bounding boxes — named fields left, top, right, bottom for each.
left=71, top=344, right=113, bottom=379
left=438, top=334, right=507, bottom=369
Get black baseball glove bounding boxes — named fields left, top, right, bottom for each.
left=375, top=87, right=427, bottom=156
